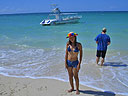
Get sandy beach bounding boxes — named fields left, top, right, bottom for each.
left=0, top=74, right=124, bottom=96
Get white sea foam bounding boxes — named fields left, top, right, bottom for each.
left=0, top=48, right=128, bottom=95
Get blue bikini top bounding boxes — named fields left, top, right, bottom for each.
left=67, top=45, right=79, bottom=52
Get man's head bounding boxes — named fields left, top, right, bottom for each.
left=102, top=28, right=107, bottom=33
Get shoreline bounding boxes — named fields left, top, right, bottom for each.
left=0, top=74, right=124, bottom=96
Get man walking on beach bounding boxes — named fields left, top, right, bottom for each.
left=95, top=28, right=111, bottom=66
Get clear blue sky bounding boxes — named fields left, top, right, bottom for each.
left=0, top=0, right=128, bottom=14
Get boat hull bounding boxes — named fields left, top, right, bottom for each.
left=40, top=18, right=80, bottom=26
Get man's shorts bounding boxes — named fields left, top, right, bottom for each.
left=96, top=50, right=107, bottom=58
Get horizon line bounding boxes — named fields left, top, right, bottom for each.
left=0, top=10, right=128, bottom=15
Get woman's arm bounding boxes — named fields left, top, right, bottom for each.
left=65, top=43, right=68, bottom=69
left=79, top=43, right=83, bottom=64
left=77, top=43, right=83, bottom=71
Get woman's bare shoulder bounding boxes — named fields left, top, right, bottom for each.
left=66, top=42, right=70, bottom=46
left=77, top=42, right=82, bottom=46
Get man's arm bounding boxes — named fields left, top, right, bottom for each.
left=107, top=36, right=111, bottom=45
left=95, top=35, right=99, bottom=44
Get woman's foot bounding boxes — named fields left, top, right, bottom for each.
left=68, top=89, right=74, bottom=92
left=76, top=90, right=80, bottom=95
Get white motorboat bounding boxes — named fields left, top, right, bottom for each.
left=40, top=7, right=82, bottom=26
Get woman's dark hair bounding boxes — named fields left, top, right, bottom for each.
left=69, top=36, right=77, bottom=46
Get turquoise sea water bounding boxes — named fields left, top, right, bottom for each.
left=0, top=11, right=128, bottom=95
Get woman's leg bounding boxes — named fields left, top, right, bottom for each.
left=67, top=67, right=74, bottom=92
left=73, top=68, right=80, bottom=94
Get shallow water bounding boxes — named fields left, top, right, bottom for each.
left=0, top=12, right=128, bottom=95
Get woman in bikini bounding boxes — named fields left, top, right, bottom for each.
left=65, top=32, right=83, bottom=94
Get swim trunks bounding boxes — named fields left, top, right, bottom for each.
left=96, top=50, right=106, bottom=58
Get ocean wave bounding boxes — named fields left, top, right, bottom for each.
left=0, top=49, right=128, bottom=95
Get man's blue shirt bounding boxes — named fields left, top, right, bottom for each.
left=95, top=34, right=110, bottom=51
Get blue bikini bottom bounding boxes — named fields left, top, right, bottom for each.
left=67, top=60, right=79, bottom=68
